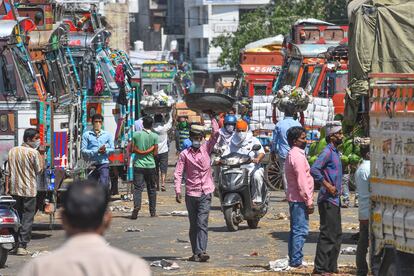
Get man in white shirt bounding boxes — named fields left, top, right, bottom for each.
left=153, top=113, right=173, bottom=191
left=355, top=145, right=370, bottom=276
left=18, top=180, right=151, bottom=276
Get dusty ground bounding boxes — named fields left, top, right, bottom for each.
left=2, top=153, right=360, bottom=276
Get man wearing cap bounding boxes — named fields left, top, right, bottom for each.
left=311, top=121, right=344, bottom=275
left=174, top=113, right=219, bottom=262
left=224, top=120, right=265, bottom=205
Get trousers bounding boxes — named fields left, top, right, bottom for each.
left=133, top=168, right=157, bottom=214
left=14, top=196, right=36, bottom=248
left=89, top=163, right=110, bottom=188
left=185, top=193, right=212, bottom=255
left=288, top=202, right=309, bottom=267
left=314, top=201, right=342, bottom=273
left=356, top=221, right=369, bottom=276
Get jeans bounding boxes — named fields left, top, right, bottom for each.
left=288, top=202, right=309, bottom=267
left=14, top=196, right=36, bottom=248
left=185, top=193, right=212, bottom=255
left=356, top=221, right=369, bottom=276
left=89, top=163, right=110, bottom=188
left=314, top=201, right=342, bottom=273
left=133, top=168, right=157, bottom=214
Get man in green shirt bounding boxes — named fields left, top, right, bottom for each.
left=131, top=116, right=159, bottom=219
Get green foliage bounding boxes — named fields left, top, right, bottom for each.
left=211, top=0, right=326, bottom=69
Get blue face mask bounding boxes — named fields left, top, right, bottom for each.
left=191, top=140, right=201, bottom=149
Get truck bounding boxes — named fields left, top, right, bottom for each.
left=347, top=0, right=414, bottom=273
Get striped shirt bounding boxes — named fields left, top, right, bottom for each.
left=177, top=128, right=190, bottom=152
left=311, top=143, right=343, bottom=206
left=7, top=144, right=43, bottom=197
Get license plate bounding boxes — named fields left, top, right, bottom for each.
left=0, top=235, right=14, bottom=243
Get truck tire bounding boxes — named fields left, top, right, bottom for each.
left=379, top=249, right=398, bottom=276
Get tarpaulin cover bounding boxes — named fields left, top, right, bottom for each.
left=346, top=0, right=414, bottom=123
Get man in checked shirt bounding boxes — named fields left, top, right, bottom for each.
left=174, top=112, right=219, bottom=263
left=311, top=121, right=344, bottom=275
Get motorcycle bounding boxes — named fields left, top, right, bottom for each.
left=0, top=196, right=20, bottom=267
left=217, top=144, right=269, bottom=231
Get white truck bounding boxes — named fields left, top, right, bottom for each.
left=369, top=73, right=414, bottom=275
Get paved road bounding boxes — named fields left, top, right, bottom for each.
left=2, top=154, right=360, bottom=275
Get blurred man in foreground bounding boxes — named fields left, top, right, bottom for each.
left=19, top=180, right=151, bottom=276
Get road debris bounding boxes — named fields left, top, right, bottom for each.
left=340, top=246, right=357, bottom=255
left=125, top=226, right=144, bottom=232
left=243, top=251, right=259, bottom=257
left=268, top=257, right=291, bottom=272
left=170, top=211, right=188, bottom=217
left=274, top=212, right=289, bottom=220
left=109, top=206, right=133, bottom=213
left=150, top=259, right=180, bottom=270
left=31, top=251, right=50, bottom=258
left=176, top=238, right=190, bottom=243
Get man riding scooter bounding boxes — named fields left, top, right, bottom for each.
left=223, top=119, right=265, bottom=206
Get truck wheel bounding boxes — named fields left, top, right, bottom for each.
left=224, top=206, right=239, bottom=232
left=379, top=249, right=398, bottom=276
left=265, top=161, right=283, bottom=191
left=0, top=247, right=8, bottom=268
left=247, top=218, right=259, bottom=229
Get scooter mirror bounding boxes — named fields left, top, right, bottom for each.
left=252, top=144, right=262, bottom=151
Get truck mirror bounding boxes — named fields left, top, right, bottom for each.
left=6, top=64, right=17, bottom=92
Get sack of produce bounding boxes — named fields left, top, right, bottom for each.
left=140, top=90, right=175, bottom=113
left=273, top=85, right=312, bottom=113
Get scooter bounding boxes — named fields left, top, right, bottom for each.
left=218, top=145, right=269, bottom=231
left=0, top=196, right=20, bottom=267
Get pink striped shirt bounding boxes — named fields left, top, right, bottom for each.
left=174, top=119, right=219, bottom=197
left=284, top=146, right=314, bottom=207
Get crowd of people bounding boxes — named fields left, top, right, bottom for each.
left=5, top=109, right=371, bottom=276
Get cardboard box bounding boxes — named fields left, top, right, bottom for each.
left=188, top=115, right=201, bottom=123
left=176, top=109, right=197, bottom=117
left=175, top=102, right=188, bottom=109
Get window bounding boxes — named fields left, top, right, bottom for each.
left=0, top=115, right=8, bottom=132
left=202, top=38, right=209, bottom=58
left=306, top=66, right=322, bottom=94
left=0, top=55, right=16, bottom=95
left=283, top=59, right=301, bottom=87
left=254, top=84, right=267, bottom=96
left=99, top=60, right=118, bottom=92
left=320, top=71, right=348, bottom=97
left=334, top=71, right=348, bottom=93
left=11, top=49, right=36, bottom=95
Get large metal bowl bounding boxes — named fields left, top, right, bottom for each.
left=183, top=93, right=235, bottom=113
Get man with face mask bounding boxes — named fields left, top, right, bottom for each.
left=81, top=114, right=115, bottom=189
left=225, top=120, right=266, bottom=205
left=5, top=128, right=44, bottom=255
left=217, top=114, right=237, bottom=150
left=174, top=112, right=219, bottom=262
left=311, top=121, right=344, bottom=275
left=284, top=126, right=314, bottom=268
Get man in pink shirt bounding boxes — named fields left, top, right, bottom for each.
left=174, top=113, right=219, bottom=262
left=284, top=126, right=314, bottom=268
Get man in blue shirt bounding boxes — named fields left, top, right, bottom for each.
left=271, top=111, right=301, bottom=193
left=82, top=114, right=115, bottom=189
left=311, top=121, right=343, bottom=275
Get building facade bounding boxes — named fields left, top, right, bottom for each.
left=184, top=0, right=270, bottom=75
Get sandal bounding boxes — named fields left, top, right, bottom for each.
left=161, top=186, right=166, bottom=192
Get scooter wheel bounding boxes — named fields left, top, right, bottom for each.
left=224, top=206, right=239, bottom=232
left=247, top=218, right=259, bottom=229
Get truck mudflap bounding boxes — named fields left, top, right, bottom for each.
left=109, top=149, right=125, bottom=166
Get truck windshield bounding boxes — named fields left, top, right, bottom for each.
left=320, top=71, right=349, bottom=96
left=306, top=66, right=322, bottom=94
left=283, top=59, right=301, bottom=86
left=12, top=49, right=36, bottom=95
left=99, top=60, right=118, bottom=91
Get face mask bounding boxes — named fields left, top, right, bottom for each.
left=299, top=141, right=307, bottom=150
left=236, top=131, right=247, bottom=141
left=28, top=139, right=40, bottom=149
left=225, top=125, right=235, bottom=134
left=191, top=140, right=201, bottom=149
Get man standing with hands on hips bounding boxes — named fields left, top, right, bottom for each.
left=81, top=114, right=114, bottom=189
left=174, top=111, right=219, bottom=262
left=311, top=121, right=344, bottom=275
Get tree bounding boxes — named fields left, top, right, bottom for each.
left=211, top=0, right=326, bottom=69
